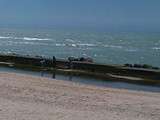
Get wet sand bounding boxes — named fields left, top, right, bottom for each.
left=0, top=72, right=159, bottom=120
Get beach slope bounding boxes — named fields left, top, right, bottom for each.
left=0, top=72, right=159, bottom=120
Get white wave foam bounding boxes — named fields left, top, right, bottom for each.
left=7, top=41, right=48, bottom=46
left=55, top=43, right=95, bottom=47
left=64, top=43, right=77, bottom=47
left=77, top=43, right=96, bottom=47
left=23, top=37, right=51, bottom=41
left=104, top=44, right=123, bottom=49
left=0, top=36, right=51, bottom=41
left=0, top=36, right=13, bottom=39
left=152, top=47, right=160, bottom=50
left=7, top=41, right=34, bottom=45
left=65, top=38, right=75, bottom=42
left=71, top=44, right=77, bottom=47
left=55, top=44, right=66, bottom=47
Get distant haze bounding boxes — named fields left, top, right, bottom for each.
left=0, top=0, right=160, bottom=31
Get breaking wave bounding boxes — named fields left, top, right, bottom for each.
left=65, top=38, right=75, bottom=43
left=55, top=43, right=66, bottom=47
left=0, top=36, right=51, bottom=41
left=0, top=36, right=13, bottom=39
left=6, top=41, right=48, bottom=46
left=23, top=37, right=51, bottom=41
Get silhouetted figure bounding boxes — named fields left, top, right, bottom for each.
left=52, top=56, right=56, bottom=78
left=52, top=56, right=56, bottom=68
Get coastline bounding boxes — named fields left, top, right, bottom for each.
left=0, top=72, right=159, bottom=120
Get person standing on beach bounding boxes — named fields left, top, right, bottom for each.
left=52, top=56, right=56, bottom=68
left=52, top=56, right=56, bottom=78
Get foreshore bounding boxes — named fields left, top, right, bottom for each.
left=0, top=72, right=159, bottom=120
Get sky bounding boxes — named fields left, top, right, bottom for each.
left=0, top=0, right=160, bottom=30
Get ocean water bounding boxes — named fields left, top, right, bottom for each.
left=0, top=28, right=160, bottom=67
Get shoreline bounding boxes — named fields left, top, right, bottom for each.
left=0, top=66, right=160, bottom=93
left=0, top=54, right=160, bottom=86
left=0, top=72, right=159, bottom=120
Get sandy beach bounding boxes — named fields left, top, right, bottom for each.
left=0, top=72, right=159, bottom=120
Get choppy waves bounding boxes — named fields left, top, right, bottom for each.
left=0, top=36, right=142, bottom=52
left=0, top=35, right=159, bottom=55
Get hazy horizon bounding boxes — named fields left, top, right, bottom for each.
left=0, top=0, right=160, bottom=31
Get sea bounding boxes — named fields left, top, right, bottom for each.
left=0, top=27, right=159, bottom=67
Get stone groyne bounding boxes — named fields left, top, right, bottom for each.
left=0, top=54, right=160, bottom=85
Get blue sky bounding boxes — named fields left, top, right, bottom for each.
left=0, top=0, right=160, bottom=30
